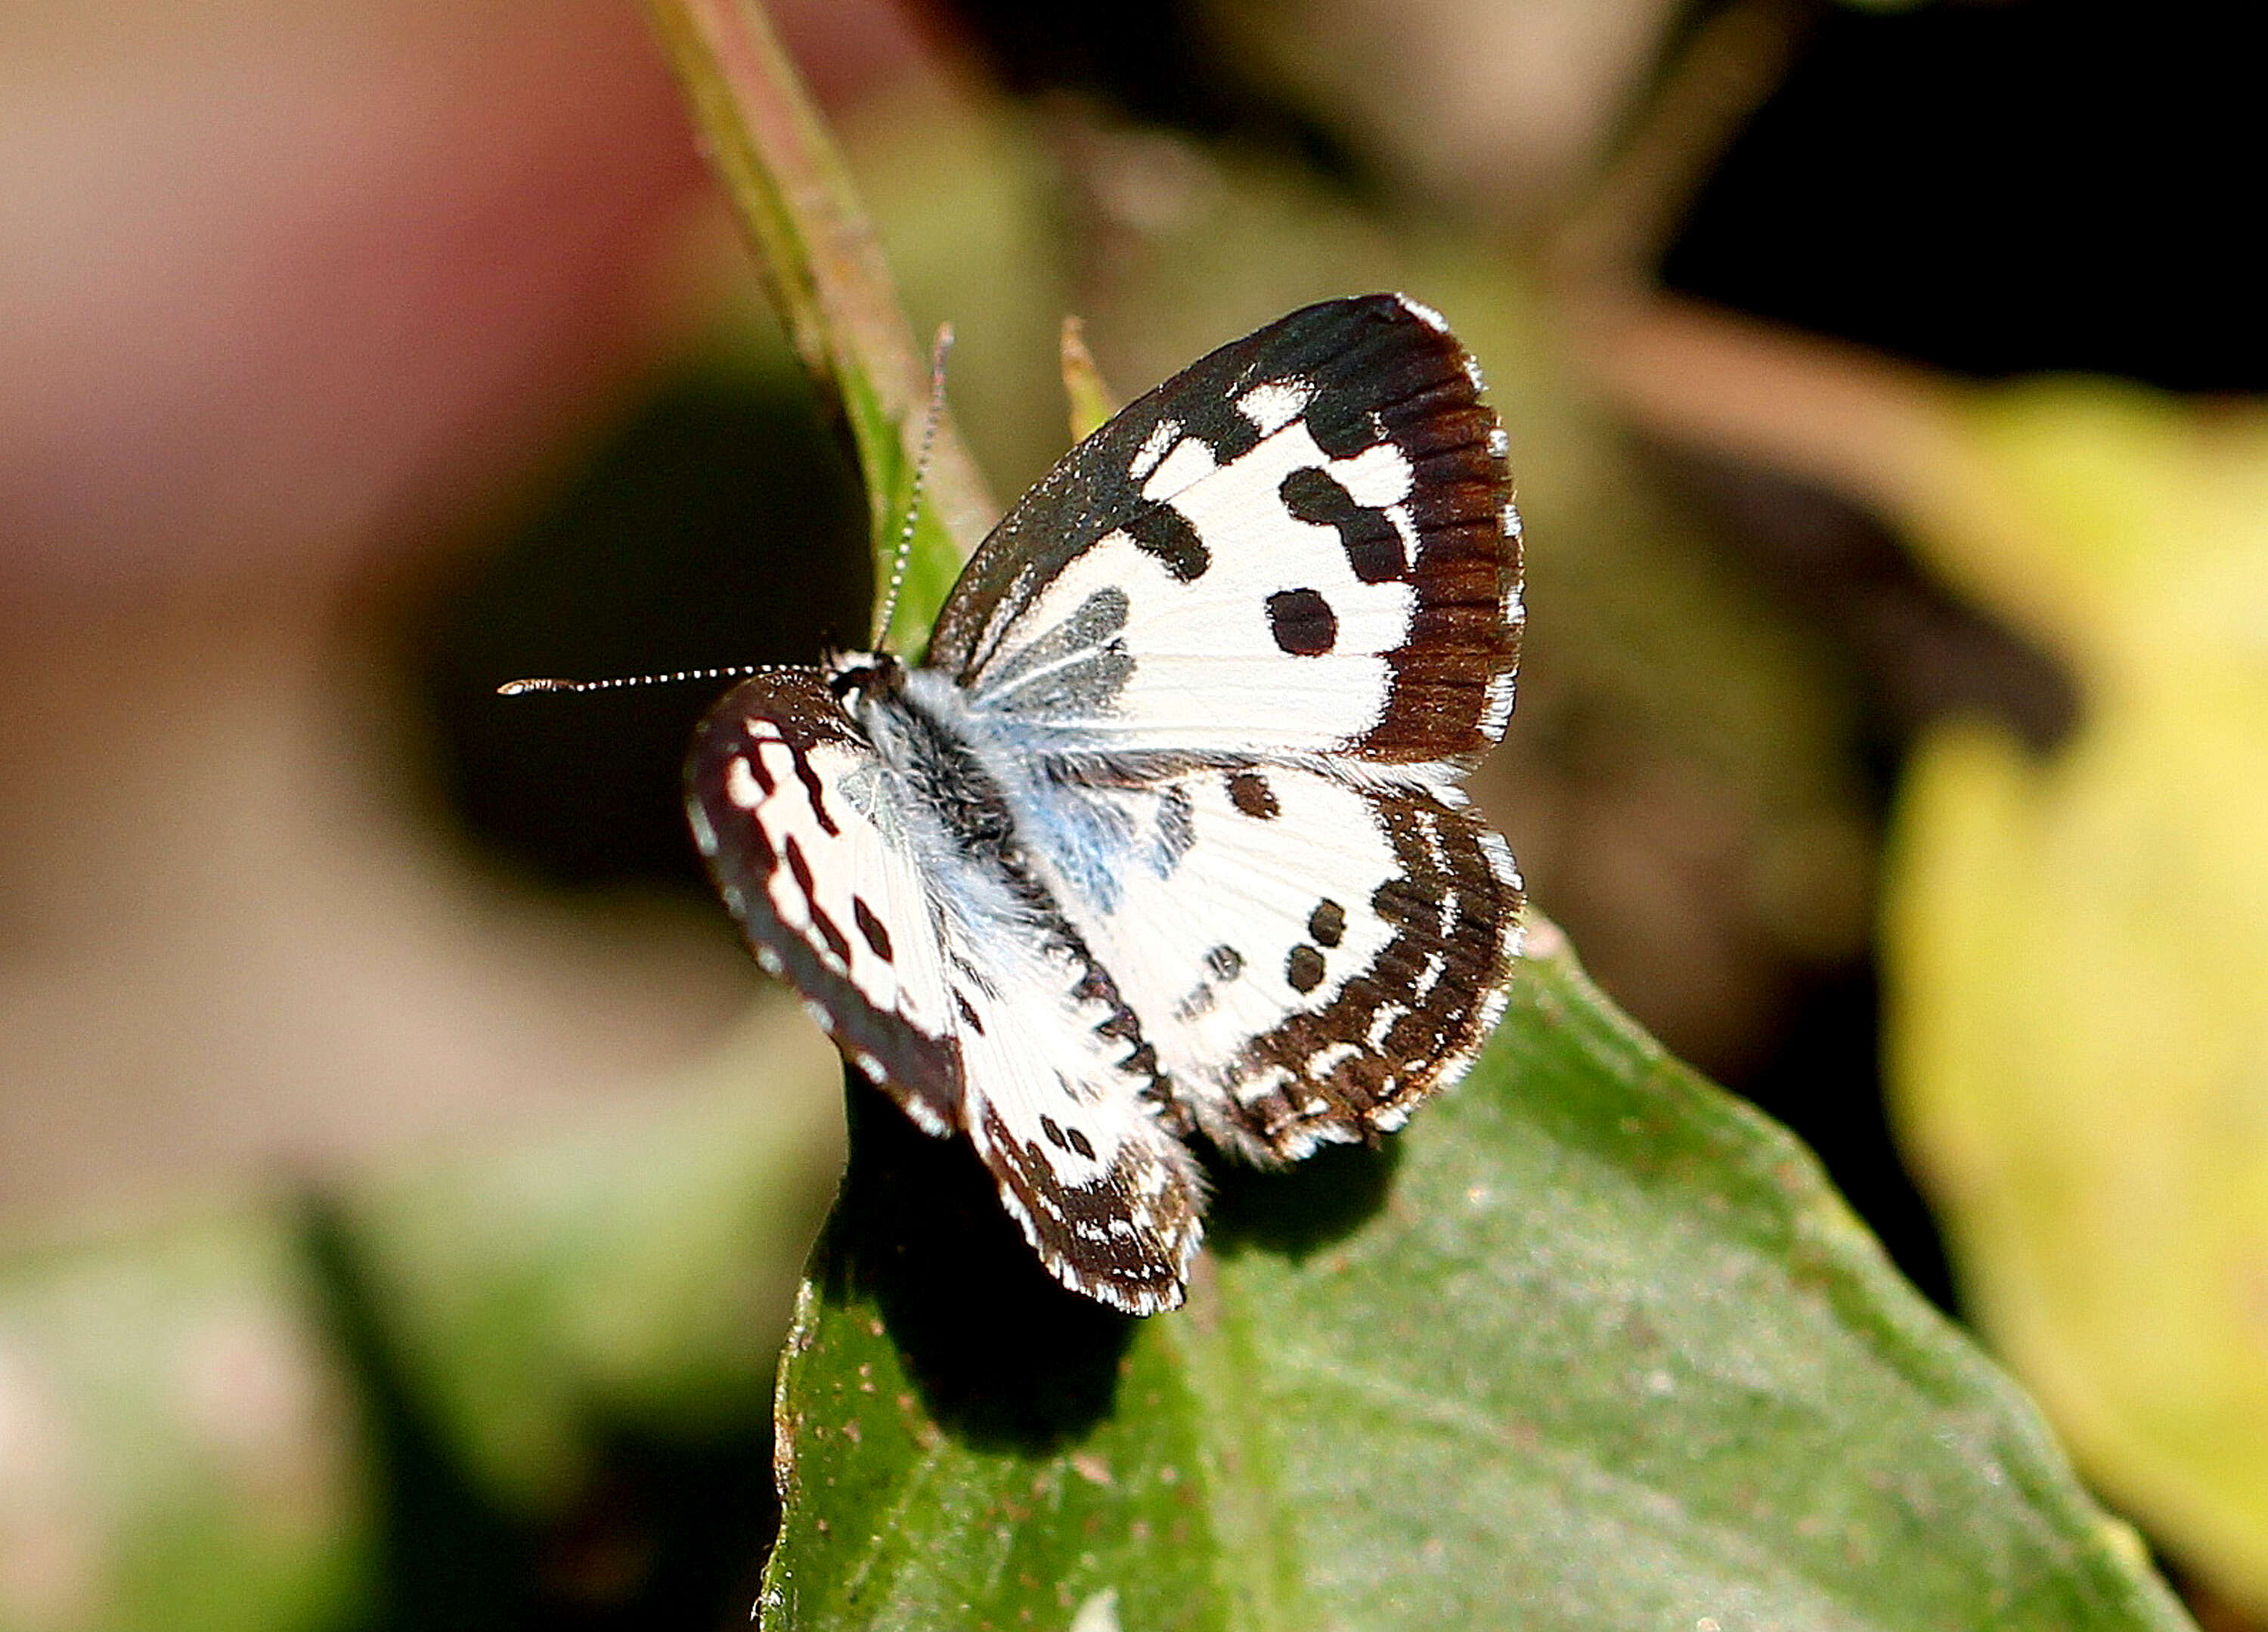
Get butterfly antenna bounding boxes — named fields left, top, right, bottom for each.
left=874, top=322, right=954, bottom=651
left=495, top=664, right=791, bottom=696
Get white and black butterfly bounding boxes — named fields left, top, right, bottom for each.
left=684, top=294, right=1524, bottom=1315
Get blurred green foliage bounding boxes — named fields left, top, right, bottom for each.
left=0, top=1000, right=841, bottom=1632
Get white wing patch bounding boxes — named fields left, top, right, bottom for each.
left=1236, top=376, right=1314, bottom=434
left=974, top=417, right=1419, bottom=754
left=1128, top=417, right=1181, bottom=484
left=1140, top=434, right=1218, bottom=499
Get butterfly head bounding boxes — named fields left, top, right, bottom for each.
left=825, top=649, right=904, bottom=709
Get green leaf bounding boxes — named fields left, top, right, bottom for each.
left=760, top=924, right=2189, bottom=1630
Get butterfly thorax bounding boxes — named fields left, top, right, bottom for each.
left=835, top=655, right=1018, bottom=864
left=835, top=656, right=1092, bottom=949
left=838, top=655, right=1175, bottom=1079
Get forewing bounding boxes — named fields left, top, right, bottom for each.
left=1017, top=762, right=1524, bottom=1163
left=927, top=293, right=1521, bottom=766
left=689, top=670, right=1204, bottom=1314
left=686, top=671, right=962, bottom=1131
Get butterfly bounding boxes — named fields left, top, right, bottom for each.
left=684, top=294, right=1524, bottom=1315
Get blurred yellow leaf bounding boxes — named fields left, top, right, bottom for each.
left=1886, top=382, right=2268, bottom=1610
left=1058, top=314, right=1118, bottom=445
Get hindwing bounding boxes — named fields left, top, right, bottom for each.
left=1003, top=760, right=1524, bottom=1163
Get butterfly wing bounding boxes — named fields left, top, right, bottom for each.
left=939, top=914, right=1204, bottom=1315
left=686, top=670, right=964, bottom=1131
left=689, top=670, right=1203, bottom=1314
left=1005, top=759, right=1523, bottom=1164
left=927, top=293, right=1521, bottom=766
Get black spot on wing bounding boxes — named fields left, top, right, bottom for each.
left=1095, top=1004, right=1142, bottom=1046
left=1152, top=784, right=1196, bottom=874
left=810, top=904, right=852, bottom=966
left=742, top=810, right=776, bottom=871
left=1126, top=501, right=1210, bottom=581
left=1207, top=944, right=1244, bottom=981
left=854, top=897, right=894, bottom=961
left=1281, top=466, right=1405, bottom=583
left=1227, top=771, right=1279, bottom=819
left=789, top=746, right=838, bottom=836
left=1309, top=899, right=1346, bottom=947
left=783, top=833, right=815, bottom=899
left=1266, top=588, right=1338, bottom=655
left=1286, top=943, right=1326, bottom=993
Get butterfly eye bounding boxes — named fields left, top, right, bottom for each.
left=827, top=654, right=900, bottom=701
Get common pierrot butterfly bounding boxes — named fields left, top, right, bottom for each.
left=684, top=294, right=1523, bottom=1315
